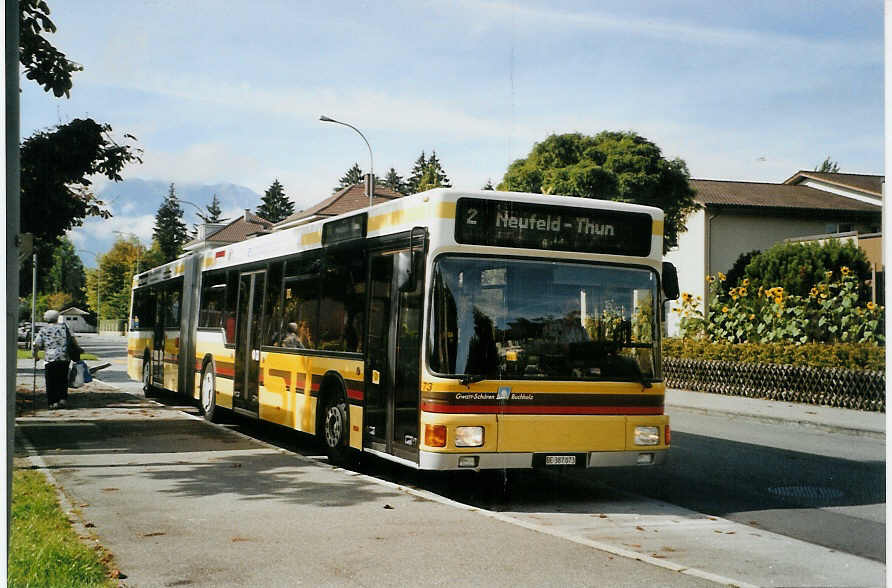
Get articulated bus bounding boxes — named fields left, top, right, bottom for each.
left=127, top=189, right=679, bottom=470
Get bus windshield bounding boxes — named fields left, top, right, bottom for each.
left=429, top=256, right=658, bottom=383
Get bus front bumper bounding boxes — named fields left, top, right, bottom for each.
left=418, top=449, right=668, bottom=471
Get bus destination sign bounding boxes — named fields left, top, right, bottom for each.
left=455, top=198, right=653, bottom=256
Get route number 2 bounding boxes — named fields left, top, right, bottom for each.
left=465, top=208, right=478, bottom=225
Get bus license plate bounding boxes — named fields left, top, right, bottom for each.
left=545, top=455, right=576, bottom=466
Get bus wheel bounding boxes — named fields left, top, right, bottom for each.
left=321, top=395, right=349, bottom=465
left=142, top=357, right=153, bottom=396
left=200, top=363, right=217, bottom=422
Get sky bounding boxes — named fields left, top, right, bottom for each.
left=20, top=0, right=884, bottom=263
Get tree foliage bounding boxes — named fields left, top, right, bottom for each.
left=334, top=163, right=364, bottom=192
left=740, top=240, right=872, bottom=302
left=405, top=152, right=427, bottom=194
left=383, top=167, right=406, bottom=195
left=47, top=238, right=85, bottom=305
left=256, top=179, right=294, bottom=223
left=815, top=156, right=840, bottom=173
left=197, top=194, right=225, bottom=224
left=84, top=237, right=146, bottom=320
left=153, top=184, right=188, bottom=262
left=498, top=132, right=699, bottom=251
left=482, top=179, right=494, bottom=190
left=20, top=118, right=142, bottom=245
left=19, top=0, right=82, bottom=98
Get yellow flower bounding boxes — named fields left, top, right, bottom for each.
left=739, top=288, right=747, bottom=297
left=840, top=266, right=851, bottom=276
left=705, top=275, right=715, bottom=283
left=825, top=271, right=833, bottom=279
left=742, top=278, right=750, bottom=287
left=682, top=292, right=693, bottom=303
left=722, top=306, right=729, bottom=313
left=867, top=302, right=877, bottom=311
left=731, top=294, right=738, bottom=301
left=749, top=313, right=755, bottom=320
left=820, top=293, right=828, bottom=299
left=717, top=272, right=727, bottom=282
left=774, top=297, right=784, bottom=305
left=809, top=287, right=819, bottom=297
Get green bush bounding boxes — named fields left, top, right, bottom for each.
left=663, top=338, right=885, bottom=371
left=677, top=270, right=884, bottom=345
left=741, top=239, right=872, bottom=302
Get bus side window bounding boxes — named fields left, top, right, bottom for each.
left=319, top=247, right=366, bottom=352
left=263, top=261, right=284, bottom=346
left=281, top=253, right=321, bottom=350
left=199, top=271, right=227, bottom=329
left=222, top=271, right=239, bottom=344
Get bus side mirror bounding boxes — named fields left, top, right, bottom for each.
left=395, top=251, right=414, bottom=292
left=662, top=262, right=679, bottom=300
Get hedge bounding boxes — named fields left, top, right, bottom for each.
left=662, top=338, right=884, bottom=371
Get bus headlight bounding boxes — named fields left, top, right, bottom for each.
left=634, top=426, right=660, bottom=446
left=455, top=426, right=484, bottom=447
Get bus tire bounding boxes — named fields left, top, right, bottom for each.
left=200, top=360, right=217, bottom=422
left=321, top=393, right=349, bottom=465
left=142, top=354, right=154, bottom=396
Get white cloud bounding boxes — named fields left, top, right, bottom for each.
left=136, top=142, right=265, bottom=191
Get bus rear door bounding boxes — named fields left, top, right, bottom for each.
left=232, top=270, right=265, bottom=416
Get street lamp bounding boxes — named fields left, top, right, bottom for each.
left=319, top=115, right=375, bottom=207
left=79, top=249, right=102, bottom=334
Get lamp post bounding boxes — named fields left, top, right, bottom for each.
left=319, top=115, right=375, bottom=207
left=79, top=249, right=102, bottom=334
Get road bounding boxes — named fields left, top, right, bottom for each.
left=61, top=334, right=885, bottom=585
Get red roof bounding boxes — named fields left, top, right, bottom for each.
left=277, top=183, right=404, bottom=226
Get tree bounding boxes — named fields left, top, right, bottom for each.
left=197, top=194, right=225, bottom=224
left=815, top=156, right=840, bottom=173
left=84, top=238, right=144, bottom=320
left=153, top=184, right=188, bottom=262
left=498, top=132, right=699, bottom=252
left=19, top=0, right=83, bottom=98
left=21, top=118, right=142, bottom=246
left=405, top=152, right=427, bottom=194
left=334, top=163, right=364, bottom=192
left=47, top=238, right=86, bottom=306
left=256, top=179, right=294, bottom=223
left=482, top=179, right=495, bottom=190
left=426, top=151, right=451, bottom=188
left=383, top=167, right=406, bottom=195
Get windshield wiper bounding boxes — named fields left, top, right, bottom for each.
left=458, top=373, right=486, bottom=386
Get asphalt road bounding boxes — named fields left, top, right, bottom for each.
left=68, top=333, right=885, bottom=584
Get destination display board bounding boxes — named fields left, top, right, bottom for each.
left=322, top=213, right=367, bottom=245
left=455, top=198, right=653, bottom=256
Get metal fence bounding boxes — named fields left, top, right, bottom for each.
left=664, top=357, right=885, bottom=412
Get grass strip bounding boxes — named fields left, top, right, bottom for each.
left=9, top=469, right=117, bottom=587
left=17, top=349, right=99, bottom=360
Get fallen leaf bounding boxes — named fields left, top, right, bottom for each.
left=635, top=526, right=645, bottom=531
left=101, top=488, right=119, bottom=492
left=142, top=532, right=165, bottom=537
left=383, top=504, right=394, bottom=510
left=85, top=522, right=95, bottom=528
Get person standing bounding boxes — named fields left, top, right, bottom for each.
left=32, top=310, right=77, bottom=409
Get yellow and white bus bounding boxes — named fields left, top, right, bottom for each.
left=128, top=188, right=679, bottom=470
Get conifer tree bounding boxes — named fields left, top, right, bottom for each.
left=256, top=179, right=294, bottom=223
left=482, top=179, right=494, bottom=190
left=406, top=152, right=427, bottom=194
left=198, top=194, right=225, bottom=223
left=383, top=167, right=406, bottom=195
left=426, top=150, right=451, bottom=188
left=334, top=163, right=364, bottom=192
left=153, top=183, right=188, bottom=262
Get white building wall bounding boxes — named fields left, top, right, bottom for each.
left=663, top=209, right=706, bottom=336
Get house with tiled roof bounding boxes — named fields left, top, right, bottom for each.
left=275, top=183, right=404, bottom=230
left=183, top=209, right=274, bottom=252
left=664, top=172, right=883, bottom=335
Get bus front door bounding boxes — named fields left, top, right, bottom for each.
left=151, top=288, right=165, bottom=388
left=233, top=270, right=265, bottom=416
left=365, top=245, right=424, bottom=463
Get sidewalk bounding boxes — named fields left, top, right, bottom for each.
left=666, top=387, right=885, bottom=438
